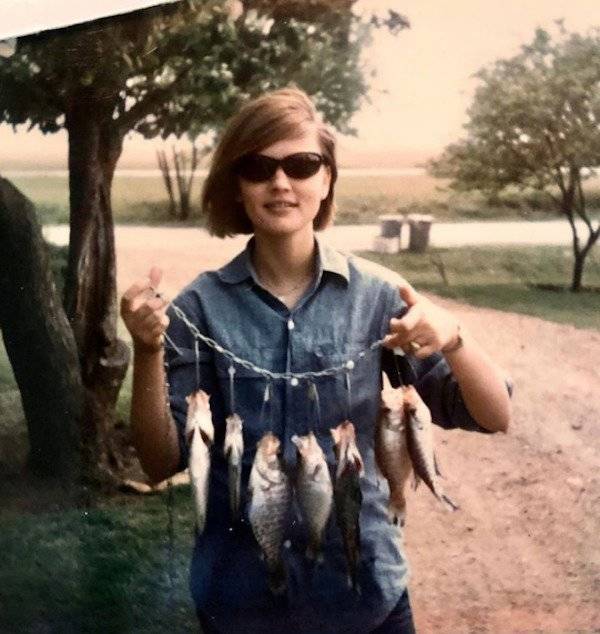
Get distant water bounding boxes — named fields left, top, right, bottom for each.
left=3, top=167, right=427, bottom=178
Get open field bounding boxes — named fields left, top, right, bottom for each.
left=361, top=245, right=600, bottom=331
left=8, top=170, right=600, bottom=225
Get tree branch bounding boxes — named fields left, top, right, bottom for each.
left=574, top=169, right=594, bottom=234
left=115, top=64, right=191, bottom=135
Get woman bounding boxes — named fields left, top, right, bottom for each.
left=121, top=88, right=512, bottom=633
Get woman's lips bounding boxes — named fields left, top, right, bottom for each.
left=264, top=201, right=298, bottom=211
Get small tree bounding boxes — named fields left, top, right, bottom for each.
left=431, top=25, right=600, bottom=292
left=157, top=141, right=209, bottom=220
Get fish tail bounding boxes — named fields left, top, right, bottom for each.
left=346, top=567, right=361, bottom=594
left=195, top=510, right=206, bottom=535
left=388, top=499, right=407, bottom=527
left=343, top=531, right=361, bottom=592
left=267, top=560, right=287, bottom=596
left=306, top=534, right=325, bottom=563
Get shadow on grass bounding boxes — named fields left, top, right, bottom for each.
left=0, top=486, right=198, bottom=633
left=419, top=282, right=600, bottom=330
left=528, top=282, right=600, bottom=294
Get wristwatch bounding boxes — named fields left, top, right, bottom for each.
left=442, top=324, right=464, bottom=354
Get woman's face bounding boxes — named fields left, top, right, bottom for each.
left=237, top=127, right=331, bottom=240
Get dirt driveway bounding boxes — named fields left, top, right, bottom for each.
left=118, top=227, right=600, bottom=634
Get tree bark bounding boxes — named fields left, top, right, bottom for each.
left=0, top=177, right=82, bottom=483
left=571, top=251, right=585, bottom=292
left=64, top=97, right=130, bottom=484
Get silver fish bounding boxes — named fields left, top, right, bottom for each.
left=331, top=420, right=364, bottom=591
left=403, top=384, right=458, bottom=513
left=291, top=432, right=333, bottom=560
left=224, top=413, right=244, bottom=522
left=376, top=374, right=412, bottom=526
left=185, top=390, right=214, bottom=534
left=248, top=432, right=292, bottom=595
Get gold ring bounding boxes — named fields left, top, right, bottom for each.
left=408, top=341, right=421, bottom=353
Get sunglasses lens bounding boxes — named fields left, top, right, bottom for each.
left=235, top=155, right=278, bottom=182
left=235, top=152, right=324, bottom=182
left=282, top=153, right=323, bottom=179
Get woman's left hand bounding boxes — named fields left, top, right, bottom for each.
left=383, top=281, right=461, bottom=359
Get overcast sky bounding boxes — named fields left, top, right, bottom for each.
left=2, top=0, right=600, bottom=168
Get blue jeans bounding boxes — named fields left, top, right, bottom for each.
left=198, top=590, right=416, bottom=633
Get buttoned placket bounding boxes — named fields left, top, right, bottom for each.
left=276, top=270, right=324, bottom=471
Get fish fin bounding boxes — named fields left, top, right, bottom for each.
left=200, top=429, right=212, bottom=445
left=186, top=427, right=195, bottom=446
left=441, top=494, right=460, bottom=512
left=412, top=473, right=421, bottom=491
left=330, top=426, right=341, bottom=445
left=434, top=452, right=444, bottom=478
left=381, top=372, right=393, bottom=391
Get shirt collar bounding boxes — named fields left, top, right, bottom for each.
left=215, top=235, right=350, bottom=285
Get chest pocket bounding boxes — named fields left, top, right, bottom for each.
left=308, top=340, right=379, bottom=440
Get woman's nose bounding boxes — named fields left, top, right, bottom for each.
left=269, top=166, right=291, bottom=189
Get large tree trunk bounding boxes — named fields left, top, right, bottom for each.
left=64, top=99, right=130, bottom=485
left=0, top=177, right=82, bottom=483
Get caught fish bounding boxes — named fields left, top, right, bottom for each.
left=248, top=432, right=292, bottom=595
left=291, top=432, right=333, bottom=560
left=224, top=413, right=244, bottom=522
left=185, top=390, right=214, bottom=534
left=403, top=384, right=458, bottom=513
left=331, top=420, right=364, bottom=591
left=376, top=375, right=412, bottom=526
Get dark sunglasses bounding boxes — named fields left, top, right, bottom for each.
left=234, top=152, right=325, bottom=182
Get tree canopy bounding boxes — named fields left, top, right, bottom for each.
left=431, top=24, right=600, bottom=291
left=0, top=0, right=404, bottom=142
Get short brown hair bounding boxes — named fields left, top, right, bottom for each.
left=202, top=87, right=337, bottom=237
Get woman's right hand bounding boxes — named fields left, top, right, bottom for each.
left=120, top=266, right=170, bottom=354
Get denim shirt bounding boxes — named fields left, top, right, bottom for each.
left=165, top=237, right=489, bottom=634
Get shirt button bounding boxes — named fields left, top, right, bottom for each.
left=287, top=318, right=295, bottom=331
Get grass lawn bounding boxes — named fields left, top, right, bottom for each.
left=0, top=486, right=199, bottom=633
left=10, top=171, right=600, bottom=225
left=360, top=245, right=600, bottom=331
